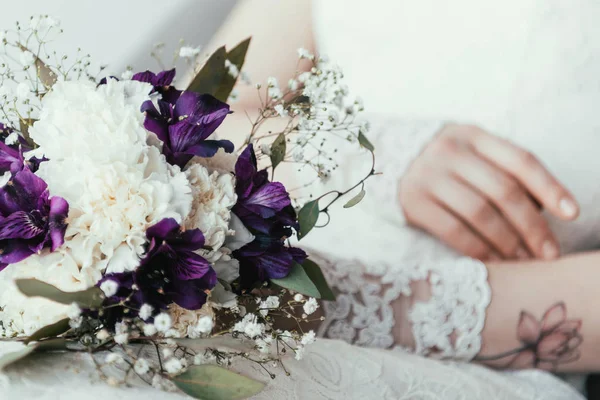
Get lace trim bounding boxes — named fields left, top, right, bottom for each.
left=409, top=257, right=491, bottom=361
left=316, top=252, right=491, bottom=361
left=365, top=118, right=444, bottom=226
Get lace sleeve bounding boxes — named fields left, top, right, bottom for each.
left=363, top=118, right=445, bottom=226
left=307, top=223, right=491, bottom=361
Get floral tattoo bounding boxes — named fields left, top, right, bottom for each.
left=475, top=302, right=582, bottom=370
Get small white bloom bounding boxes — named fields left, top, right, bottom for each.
left=224, top=59, right=239, bottom=78
left=69, top=316, right=82, bottom=329
left=297, top=48, right=313, bottom=59
left=115, top=322, right=128, bottom=335
left=293, top=294, right=304, bottom=302
left=154, top=313, right=172, bottom=332
left=301, top=330, right=316, bottom=346
left=4, top=131, right=18, bottom=145
left=267, top=77, right=278, bottom=87
left=303, top=298, right=319, bottom=315
left=139, top=304, right=153, bottom=321
left=162, top=348, right=174, bottom=359
left=164, top=358, right=184, bottom=374
left=288, top=79, right=299, bottom=91
left=96, top=329, right=110, bottom=341
left=19, top=51, right=35, bottom=67
left=114, top=333, right=129, bottom=344
left=179, top=46, right=201, bottom=58
left=259, top=143, right=271, bottom=156
left=134, top=358, right=150, bottom=375
left=105, top=353, right=123, bottom=364
left=294, top=345, right=306, bottom=360
left=268, top=86, right=282, bottom=99
left=100, top=280, right=118, bottom=297
left=196, top=316, right=213, bottom=334
left=293, top=149, right=304, bottom=162
left=120, top=69, right=133, bottom=80
left=143, top=323, right=158, bottom=336
left=66, top=302, right=81, bottom=319
left=255, top=336, right=273, bottom=354
left=274, top=104, right=287, bottom=117
left=240, top=71, right=251, bottom=84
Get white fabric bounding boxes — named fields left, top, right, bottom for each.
left=0, top=0, right=598, bottom=399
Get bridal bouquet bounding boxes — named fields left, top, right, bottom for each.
left=0, top=16, right=375, bottom=399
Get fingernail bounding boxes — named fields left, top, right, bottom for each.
left=542, top=240, right=559, bottom=260
left=559, top=198, right=578, bottom=218
left=515, top=246, right=529, bottom=260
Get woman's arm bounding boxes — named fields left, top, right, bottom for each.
left=477, top=252, right=599, bottom=372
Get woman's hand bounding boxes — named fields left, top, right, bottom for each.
left=399, top=124, right=579, bottom=260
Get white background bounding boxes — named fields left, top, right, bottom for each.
left=0, top=0, right=236, bottom=75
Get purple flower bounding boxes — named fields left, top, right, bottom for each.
left=0, top=124, right=42, bottom=174
left=132, top=68, right=181, bottom=104
left=233, top=144, right=297, bottom=234
left=135, top=218, right=217, bottom=310
left=93, top=219, right=217, bottom=329
left=0, top=168, right=68, bottom=270
left=95, top=273, right=141, bottom=328
left=231, top=145, right=305, bottom=289
left=233, top=233, right=306, bottom=289
left=142, top=91, right=234, bottom=168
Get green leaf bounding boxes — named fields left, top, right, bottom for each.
left=297, top=200, right=320, bottom=240
left=269, top=132, right=286, bottom=170
left=17, top=43, right=56, bottom=88
left=187, top=46, right=227, bottom=96
left=214, top=37, right=251, bottom=102
left=358, top=131, right=375, bottom=152
left=187, top=37, right=252, bottom=103
left=170, top=365, right=265, bottom=400
left=343, top=188, right=366, bottom=209
left=0, top=345, right=36, bottom=371
left=24, top=318, right=70, bottom=345
left=301, top=259, right=336, bottom=301
left=271, top=262, right=321, bottom=298
left=35, top=338, right=69, bottom=352
left=16, top=279, right=104, bottom=309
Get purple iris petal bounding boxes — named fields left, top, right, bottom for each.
left=232, top=145, right=297, bottom=233
left=243, top=182, right=291, bottom=218
left=143, top=92, right=233, bottom=168
left=137, top=218, right=216, bottom=310
left=133, top=69, right=175, bottom=87
left=234, top=233, right=307, bottom=288
left=0, top=168, right=68, bottom=266
left=231, top=144, right=304, bottom=289
left=132, top=68, right=182, bottom=105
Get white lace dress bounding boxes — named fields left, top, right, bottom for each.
left=0, top=0, right=598, bottom=398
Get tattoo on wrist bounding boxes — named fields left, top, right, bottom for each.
left=475, top=302, right=583, bottom=370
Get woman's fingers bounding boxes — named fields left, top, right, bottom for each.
left=403, top=196, right=493, bottom=260
left=450, top=150, right=559, bottom=259
left=425, top=175, right=525, bottom=259
left=469, top=132, right=580, bottom=221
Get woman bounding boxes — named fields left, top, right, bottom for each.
left=203, top=0, right=600, bottom=398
